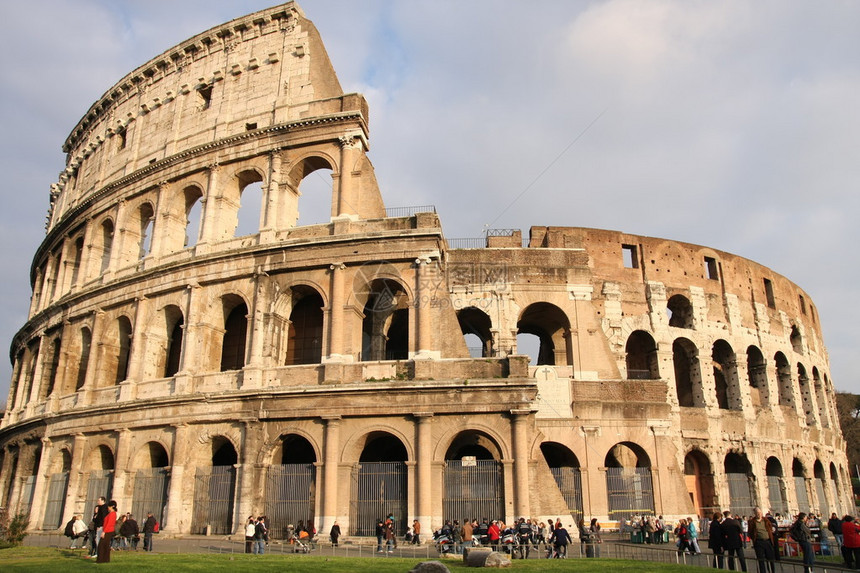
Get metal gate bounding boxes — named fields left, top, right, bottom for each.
left=350, top=461, right=407, bottom=536
left=814, top=478, right=828, bottom=516
left=549, top=466, right=584, bottom=521
left=606, top=467, right=654, bottom=519
left=794, top=477, right=809, bottom=512
left=442, top=459, right=503, bottom=523
left=265, top=464, right=316, bottom=539
left=132, top=468, right=169, bottom=528
left=766, top=476, right=788, bottom=515
left=726, top=473, right=755, bottom=515
left=191, top=466, right=236, bottom=535
left=42, top=472, right=69, bottom=530
left=84, top=470, right=114, bottom=519
left=18, top=475, right=37, bottom=519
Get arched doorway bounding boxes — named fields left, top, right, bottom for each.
left=541, top=442, right=583, bottom=521
left=42, top=448, right=71, bottom=530
left=350, top=433, right=408, bottom=536
left=191, top=437, right=238, bottom=535
left=361, top=279, right=409, bottom=361
left=793, top=458, right=809, bottom=513
left=684, top=450, right=715, bottom=517
left=516, top=302, right=572, bottom=366
left=457, top=307, right=493, bottom=358
left=132, top=442, right=170, bottom=530
left=442, top=432, right=504, bottom=522
left=724, top=452, right=755, bottom=516
left=84, top=445, right=115, bottom=521
left=285, top=288, right=324, bottom=365
left=673, top=338, right=702, bottom=407
left=625, top=331, right=659, bottom=380
left=813, top=460, right=829, bottom=517
left=605, top=442, right=654, bottom=519
left=265, top=434, right=317, bottom=539
left=765, top=457, right=788, bottom=516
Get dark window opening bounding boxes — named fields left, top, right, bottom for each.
left=164, top=317, right=184, bottom=377
left=198, top=85, right=213, bottom=110
left=117, top=126, right=127, bottom=150
left=220, top=303, right=248, bottom=371
left=622, top=244, right=638, bottom=269
left=764, top=278, right=776, bottom=309
left=790, top=325, right=803, bottom=353
left=245, top=122, right=257, bottom=131
left=667, top=294, right=694, bottom=329
left=704, top=256, right=718, bottom=280
left=286, top=292, right=324, bottom=365
left=799, top=294, right=807, bottom=315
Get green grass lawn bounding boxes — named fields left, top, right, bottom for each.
left=1, top=546, right=715, bottom=572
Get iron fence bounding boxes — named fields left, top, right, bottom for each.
left=726, top=473, right=755, bottom=516
left=132, top=468, right=169, bottom=528
left=83, top=469, right=114, bottom=520
left=606, top=467, right=654, bottom=520
left=42, top=472, right=69, bottom=530
left=384, top=205, right=436, bottom=218
left=191, top=466, right=236, bottom=535
left=794, top=476, right=810, bottom=513
left=265, top=464, right=316, bottom=539
left=350, top=461, right=407, bottom=536
left=549, top=466, right=584, bottom=522
left=767, top=476, right=789, bottom=515
left=442, top=459, right=503, bottom=522
left=814, top=478, right=828, bottom=517
left=18, top=475, right=36, bottom=521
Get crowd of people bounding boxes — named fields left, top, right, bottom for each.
left=63, top=497, right=159, bottom=563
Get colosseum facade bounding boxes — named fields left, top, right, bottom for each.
left=0, top=2, right=850, bottom=538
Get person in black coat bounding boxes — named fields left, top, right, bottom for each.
left=721, top=511, right=747, bottom=572
left=709, top=512, right=725, bottom=569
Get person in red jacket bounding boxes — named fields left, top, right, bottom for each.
left=487, top=520, right=501, bottom=551
left=96, top=500, right=118, bottom=563
left=841, top=515, right=860, bottom=569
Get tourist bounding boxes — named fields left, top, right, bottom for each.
left=119, top=512, right=140, bottom=550
left=790, top=513, right=814, bottom=573
left=65, top=514, right=88, bottom=549
left=95, top=500, right=117, bottom=563
left=828, top=512, right=843, bottom=550
left=721, top=511, right=747, bottom=572
left=709, top=512, right=725, bottom=569
left=244, top=516, right=255, bottom=553
left=253, top=516, right=267, bottom=554
left=590, top=518, right=602, bottom=557
left=375, top=518, right=385, bottom=553
left=687, top=516, right=701, bottom=554
left=841, top=515, right=860, bottom=568
left=142, top=512, right=157, bottom=552
left=412, top=519, right=421, bottom=544
left=549, top=522, right=571, bottom=558
left=675, top=518, right=692, bottom=555
left=748, top=507, right=776, bottom=573
left=329, top=520, right=341, bottom=547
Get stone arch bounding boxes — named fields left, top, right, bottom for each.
left=359, top=277, right=411, bottom=361
left=774, top=352, right=793, bottom=407
left=765, top=456, right=788, bottom=515
left=792, top=457, right=810, bottom=512
left=712, top=340, right=742, bottom=410
left=540, top=442, right=584, bottom=521
left=101, top=314, right=133, bottom=386
left=15, top=338, right=40, bottom=408
left=341, top=426, right=414, bottom=464
left=673, top=337, right=703, bottom=407
left=724, top=451, right=755, bottom=515
left=797, top=363, right=815, bottom=425
left=95, top=216, right=115, bottom=276
left=131, top=441, right=170, bottom=469
left=130, top=440, right=171, bottom=531
left=812, top=367, right=830, bottom=428
left=273, top=433, right=319, bottom=465
left=457, top=306, right=493, bottom=358
left=233, top=168, right=266, bottom=237
left=38, top=332, right=63, bottom=401
left=124, top=200, right=155, bottom=262
left=49, top=447, right=73, bottom=474
left=667, top=294, right=695, bottom=329
left=790, top=325, right=803, bottom=354
left=285, top=285, right=324, bottom=365
left=66, top=233, right=85, bottom=290
left=350, top=431, right=409, bottom=536
left=265, top=433, right=319, bottom=539
left=284, top=153, right=338, bottom=228
left=684, top=449, right=716, bottom=517
left=141, top=303, right=184, bottom=380
left=190, top=434, right=238, bottom=535
left=746, top=345, right=769, bottom=408
left=443, top=430, right=505, bottom=524
left=516, top=302, right=572, bottom=366
left=83, top=443, right=115, bottom=472
left=605, top=442, right=655, bottom=518
left=625, top=330, right=659, bottom=379
left=220, top=294, right=249, bottom=372
left=160, top=184, right=205, bottom=254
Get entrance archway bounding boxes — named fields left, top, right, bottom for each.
left=684, top=450, right=715, bottom=517
left=724, top=452, right=755, bottom=516
left=266, top=434, right=317, bottom=539
left=765, top=457, right=788, bottom=515
left=541, top=442, right=583, bottom=521
left=191, top=437, right=237, bottom=535
left=350, top=433, right=408, bottom=536
left=604, top=442, right=654, bottom=519
left=132, top=442, right=170, bottom=530
left=442, top=431, right=504, bottom=522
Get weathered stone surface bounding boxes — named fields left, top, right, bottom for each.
left=484, top=552, right=512, bottom=568
left=464, top=549, right=493, bottom=567
left=409, top=561, right=451, bottom=573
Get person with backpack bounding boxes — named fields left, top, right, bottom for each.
left=790, top=513, right=814, bottom=573
left=675, top=518, right=692, bottom=555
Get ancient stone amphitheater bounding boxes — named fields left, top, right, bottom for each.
left=0, top=2, right=850, bottom=538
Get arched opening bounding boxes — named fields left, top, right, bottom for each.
left=684, top=450, right=716, bottom=517
left=792, top=458, right=809, bottom=512
left=605, top=442, right=654, bottom=519
left=765, top=457, right=788, bottom=516
left=667, top=294, right=694, bottom=329
left=132, top=442, right=170, bottom=529
left=266, top=435, right=317, bottom=539
left=746, top=346, right=769, bottom=408
left=42, top=448, right=72, bottom=530
left=296, top=165, right=334, bottom=227
left=41, top=335, right=62, bottom=400
left=351, top=433, right=408, bottom=536
left=625, top=330, right=659, bottom=380
left=16, top=444, right=42, bottom=520
left=813, top=368, right=830, bottom=428
left=84, top=445, right=115, bottom=523
left=75, top=327, right=91, bottom=392
left=139, top=202, right=155, bottom=259
left=112, top=316, right=133, bottom=385
left=830, top=463, right=840, bottom=516
left=775, top=352, right=793, bottom=407
left=220, top=299, right=248, bottom=371
left=712, top=340, right=741, bottom=410
left=443, top=431, right=504, bottom=522
left=17, top=340, right=40, bottom=408
left=797, top=363, right=815, bottom=425
left=516, top=302, right=572, bottom=366
left=673, top=338, right=702, bottom=407
left=457, top=307, right=493, bottom=358
left=790, top=325, right=803, bottom=353
left=286, top=288, right=324, bottom=365
left=235, top=172, right=264, bottom=237
left=724, top=452, right=755, bottom=516
left=69, top=236, right=84, bottom=288
left=184, top=186, right=203, bottom=249
left=813, top=460, right=829, bottom=517
left=191, top=437, right=238, bottom=535
left=163, top=307, right=184, bottom=378
left=99, top=219, right=114, bottom=274
left=361, top=279, right=409, bottom=361
left=541, top=442, right=583, bottom=521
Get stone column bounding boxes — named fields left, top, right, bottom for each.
left=64, top=433, right=87, bottom=518
left=511, top=410, right=531, bottom=519
left=121, top=297, right=149, bottom=400
left=29, top=437, right=54, bottom=530
left=413, top=257, right=432, bottom=357
left=414, top=413, right=433, bottom=530
left=107, top=199, right=129, bottom=272
left=320, top=416, right=341, bottom=533
left=196, top=164, right=220, bottom=248
left=0, top=446, right=15, bottom=508
left=146, top=182, right=167, bottom=259
left=235, top=421, right=262, bottom=532
left=111, top=429, right=133, bottom=512
left=80, top=310, right=105, bottom=405
left=326, top=263, right=346, bottom=360
left=336, top=135, right=361, bottom=219
left=165, top=424, right=190, bottom=533
left=260, top=151, right=282, bottom=235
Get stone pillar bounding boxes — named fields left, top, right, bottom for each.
left=336, top=135, right=361, bottom=219
left=260, top=151, right=282, bottom=235
left=235, top=421, right=262, bottom=532
left=121, top=297, right=149, bottom=400
left=111, top=429, right=133, bottom=512
left=511, top=410, right=531, bottom=519
left=64, top=433, right=87, bottom=518
left=29, top=438, right=54, bottom=530
left=25, top=335, right=46, bottom=409
left=165, top=424, right=190, bottom=533
left=196, top=164, right=220, bottom=248
left=107, top=199, right=129, bottom=271
left=320, top=416, right=341, bottom=533
left=414, top=413, right=433, bottom=530
left=146, top=182, right=167, bottom=259
left=80, top=310, right=105, bottom=404
left=0, top=446, right=15, bottom=508
left=326, top=263, right=346, bottom=360
left=414, top=257, right=432, bottom=357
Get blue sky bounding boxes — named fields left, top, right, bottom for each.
left=1, top=0, right=859, bottom=403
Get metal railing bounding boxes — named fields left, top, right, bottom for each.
left=384, top=205, right=436, bottom=218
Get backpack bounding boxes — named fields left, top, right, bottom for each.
left=153, top=521, right=160, bottom=533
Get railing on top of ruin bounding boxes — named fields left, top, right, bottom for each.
left=446, top=237, right=531, bottom=249
left=384, top=205, right=437, bottom=218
